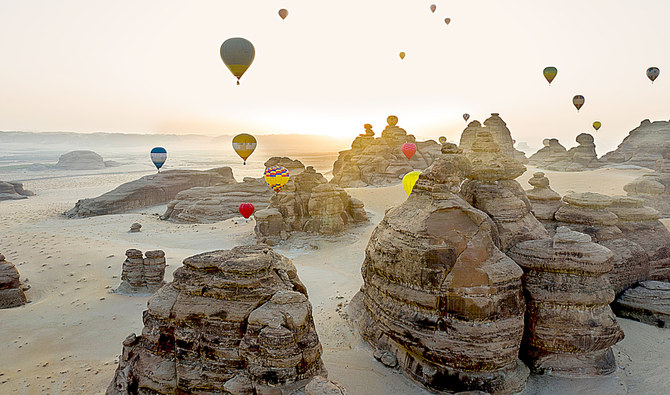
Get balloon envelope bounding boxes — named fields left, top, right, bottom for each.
left=430, top=4, right=436, bottom=13
left=399, top=52, right=405, bottom=60
left=220, top=38, right=255, bottom=84
left=402, top=171, right=422, bottom=196
left=444, top=18, right=451, bottom=25
left=402, top=143, right=417, bottom=159
left=647, top=67, right=660, bottom=82
left=264, top=166, right=290, bottom=193
left=573, top=95, right=585, bottom=111
left=238, top=203, right=255, bottom=219
left=150, top=147, right=167, bottom=170
left=593, top=121, right=602, bottom=131
left=543, top=66, right=558, bottom=85
left=232, top=133, right=257, bottom=164
left=439, top=136, right=447, bottom=144
left=278, top=8, right=288, bottom=20
left=463, top=113, right=470, bottom=122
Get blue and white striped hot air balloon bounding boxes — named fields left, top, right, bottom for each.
left=150, top=147, right=167, bottom=172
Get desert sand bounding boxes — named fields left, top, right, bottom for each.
left=1, top=165, right=669, bottom=394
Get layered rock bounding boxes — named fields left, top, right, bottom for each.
left=352, top=144, right=529, bottom=394
left=115, top=249, right=167, bottom=294
left=265, top=157, right=306, bottom=175
left=106, top=245, right=325, bottom=394
left=0, top=254, right=27, bottom=309
left=525, top=172, right=562, bottom=220
left=458, top=113, right=528, bottom=163
left=528, top=138, right=568, bottom=165
left=330, top=117, right=441, bottom=187
left=601, top=119, right=670, bottom=169
left=56, top=150, right=106, bottom=170
left=529, top=134, right=600, bottom=171
left=66, top=167, right=235, bottom=218
left=161, top=177, right=273, bottom=223
left=623, top=141, right=670, bottom=216
left=508, top=227, right=624, bottom=376
left=613, top=281, right=670, bottom=328
left=460, top=130, right=548, bottom=252
left=0, top=181, right=34, bottom=201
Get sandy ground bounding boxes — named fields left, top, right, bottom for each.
left=1, top=165, right=669, bottom=394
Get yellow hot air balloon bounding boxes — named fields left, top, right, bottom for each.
left=402, top=171, right=422, bottom=196
left=220, top=38, right=255, bottom=85
left=399, top=52, right=406, bottom=60
left=232, top=133, right=257, bottom=164
left=264, top=166, right=290, bottom=193
left=278, top=8, right=288, bottom=20
left=439, top=136, right=447, bottom=144
left=593, top=121, right=602, bottom=131
left=543, top=66, right=558, bottom=85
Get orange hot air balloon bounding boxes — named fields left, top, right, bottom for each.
left=278, top=8, right=288, bottom=20
left=430, top=4, right=436, bottom=13
left=399, top=52, right=406, bottom=60
left=402, top=143, right=417, bottom=159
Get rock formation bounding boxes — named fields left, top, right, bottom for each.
left=460, top=130, right=548, bottom=252
left=623, top=141, right=670, bottom=216
left=508, top=227, right=624, bottom=376
left=66, top=167, right=235, bottom=218
left=114, top=249, right=167, bottom=294
left=255, top=167, right=367, bottom=241
left=613, top=281, right=670, bottom=328
left=525, top=172, right=562, bottom=220
left=352, top=143, right=529, bottom=394
left=0, top=254, right=27, bottom=309
left=129, top=223, right=142, bottom=233
left=305, top=376, right=347, bottom=395
left=330, top=117, right=441, bottom=187
left=528, top=138, right=568, bottom=165
left=265, top=157, right=305, bottom=175
left=106, top=245, right=326, bottom=394
left=56, top=150, right=106, bottom=170
left=458, top=113, right=527, bottom=163
left=601, top=119, right=670, bottom=169
left=0, top=181, right=34, bottom=201
left=529, top=134, right=600, bottom=171
left=162, top=177, right=273, bottom=223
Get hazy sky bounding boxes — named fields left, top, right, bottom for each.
left=1, top=1, right=669, bottom=152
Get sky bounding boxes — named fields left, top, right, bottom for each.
left=1, top=0, right=669, bottom=153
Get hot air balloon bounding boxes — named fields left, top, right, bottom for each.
left=399, top=52, right=406, bottom=60
left=238, top=203, right=255, bottom=219
left=220, top=38, right=255, bottom=85
left=278, top=8, right=288, bottom=20
left=647, top=67, right=660, bottom=83
left=542, top=138, right=551, bottom=147
left=402, top=171, right=422, bottom=196
left=430, top=4, right=436, bottom=13
left=463, top=113, right=470, bottom=122
left=402, top=143, right=417, bottom=159
left=543, top=66, right=558, bottom=85
left=232, top=133, right=257, bottom=165
left=444, top=18, right=451, bottom=25
left=439, top=136, right=447, bottom=144
left=264, top=166, right=290, bottom=193
left=150, top=147, right=167, bottom=173
left=573, top=95, right=585, bottom=111
left=593, top=121, right=602, bottom=131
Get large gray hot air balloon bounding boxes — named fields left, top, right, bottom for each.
left=220, top=38, right=255, bottom=85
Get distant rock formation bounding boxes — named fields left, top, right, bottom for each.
left=56, top=150, right=106, bottom=170
left=459, top=113, right=528, bottom=163
left=509, top=227, right=624, bottom=376
left=66, top=167, right=235, bottom=218
left=525, top=172, right=562, bottom=220
left=0, top=181, right=34, bottom=201
left=162, top=177, right=273, bottom=223
left=601, top=119, right=670, bottom=168
left=330, top=117, right=441, bottom=187
left=129, top=223, right=141, bottom=233
left=624, top=142, right=670, bottom=216
left=613, top=281, right=670, bottom=328
left=0, top=254, right=27, bottom=309
left=114, top=249, right=166, bottom=294
left=255, top=166, right=367, bottom=242
left=106, top=246, right=326, bottom=395
left=529, top=134, right=600, bottom=171
left=265, top=156, right=306, bottom=175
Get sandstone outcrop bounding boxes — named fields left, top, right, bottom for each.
left=623, top=141, right=670, bottom=216
left=330, top=117, right=441, bottom=187
left=162, top=177, right=273, bottom=223
left=613, top=281, right=670, bottom=328
left=56, top=150, right=106, bottom=170
left=66, top=167, right=235, bottom=218
left=528, top=138, right=568, bottom=165
left=352, top=143, right=529, bottom=393
left=458, top=113, right=527, bottom=163
left=106, top=245, right=325, bottom=394
left=114, top=249, right=167, bottom=294
left=601, top=119, right=670, bottom=169
left=265, top=157, right=305, bottom=175
left=529, top=134, right=600, bottom=171
left=508, top=227, right=624, bottom=376
left=0, top=254, right=27, bottom=309
left=525, top=172, right=562, bottom=220
left=0, top=181, right=34, bottom=201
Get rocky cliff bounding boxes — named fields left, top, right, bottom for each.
left=601, top=119, right=670, bottom=169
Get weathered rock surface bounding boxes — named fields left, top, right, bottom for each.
left=529, top=134, right=600, bottom=171
left=525, top=172, right=562, bottom=220
left=106, top=245, right=325, bottom=395
left=624, top=141, right=670, bottom=216
left=330, top=117, right=441, bottom=187
left=129, top=223, right=142, bottom=233
left=352, top=144, right=529, bottom=394
left=0, top=254, right=27, bottom=309
left=66, top=167, right=235, bottom=218
left=304, top=375, right=347, bottom=395
left=0, top=181, right=34, bottom=201
left=114, top=249, right=167, bottom=294
left=613, top=281, right=670, bottom=328
left=508, top=227, right=624, bottom=377
left=459, top=113, right=528, bottom=163
left=56, top=150, right=106, bottom=170
left=601, top=119, right=670, bottom=169
left=162, top=177, right=273, bottom=223
left=264, top=157, right=306, bottom=175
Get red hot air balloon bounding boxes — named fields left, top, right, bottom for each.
left=238, top=203, right=255, bottom=219
left=402, top=143, right=417, bottom=159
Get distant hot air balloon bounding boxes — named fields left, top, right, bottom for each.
left=430, top=4, right=436, bottom=13
left=463, top=113, right=470, bottom=122
left=238, top=203, right=255, bottom=219
left=542, top=138, right=551, bottom=147
left=232, top=133, right=257, bottom=165
left=150, top=147, right=167, bottom=173
left=647, top=67, right=660, bottom=83
left=278, top=8, right=288, bottom=20
left=444, top=18, right=451, bottom=25
left=439, top=136, right=447, bottom=144
left=220, top=38, right=255, bottom=85
left=264, top=166, right=290, bottom=193
left=573, top=95, right=585, bottom=111
left=402, top=143, right=417, bottom=159
left=402, top=171, right=422, bottom=196
left=399, top=52, right=406, bottom=60
left=593, top=121, right=602, bottom=131
left=543, top=66, right=558, bottom=85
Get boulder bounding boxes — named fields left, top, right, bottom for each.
left=56, top=150, right=106, bottom=170
left=305, top=376, right=347, bottom=395
left=601, top=119, right=670, bottom=169
left=529, top=134, right=601, bottom=171
left=613, top=281, right=670, bottom=328
left=0, top=181, right=34, bottom=201
left=66, top=167, right=235, bottom=218
left=0, top=254, right=27, bottom=309
left=114, top=249, right=167, bottom=294
left=106, top=246, right=325, bottom=395
left=525, top=172, right=562, bottom=220
left=459, top=113, right=528, bottom=163
left=129, top=223, right=142, bottom=233
left=623, top=141, right=670, bottom=216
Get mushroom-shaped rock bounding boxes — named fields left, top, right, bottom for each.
left=525, top=172, right=562, bottom=220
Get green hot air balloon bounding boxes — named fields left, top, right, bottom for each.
left=543, top=66, right=557, bottom=85
left=220, top=38, right=255, bottom=85
left=593, top=121, right=602, bottom=131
